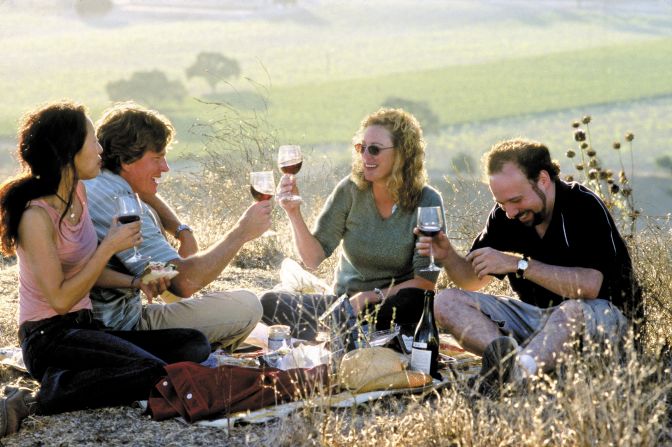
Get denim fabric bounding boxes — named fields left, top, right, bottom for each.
left=260, top=288, right=426, bottom=341
left=20, top=310, right=209, bottom=415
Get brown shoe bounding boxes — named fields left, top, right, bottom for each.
left=0, top=387, right=35, bottom=437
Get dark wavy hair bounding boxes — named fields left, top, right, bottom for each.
left=351, top=108, right=428, bottom=211
left=484, top=138, right=561, bottom=182
left=0, top=100, right=88, bottom=256
left=96, top=102, right=175, bottom=174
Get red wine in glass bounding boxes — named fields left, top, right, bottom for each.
left=250, top=186, right=274, bottom=202
left=280, top=160, right=303, bottom=175
left=115, top=193, right=149, bottom=264
left=417, top=206, right=444, bottom=272
left=118, top=214, right=141, bottom=224
left=418, top=225, right=441, bottom=237
left=277, top=145, right=303, bottom=202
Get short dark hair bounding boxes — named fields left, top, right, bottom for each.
left=484, top=138, right=560, bottom=182
left=96, top=102, right=175, bottom=174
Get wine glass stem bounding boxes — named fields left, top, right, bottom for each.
left=429, top=243, right=435, bottom=267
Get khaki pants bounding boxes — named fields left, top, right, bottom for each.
left=137, top=290, right=262, bottom=351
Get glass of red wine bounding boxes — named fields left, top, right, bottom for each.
left=115, top=192, right=149, bottom=263
left=277, top=145, right=303, bottom=202
left=417, top=206, right=444, bottom=272
left=250, top=171, right=276, bottom=236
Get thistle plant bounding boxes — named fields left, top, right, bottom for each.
left=565, top=116, right=638, bottom=237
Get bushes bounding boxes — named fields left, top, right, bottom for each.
left=106, top=70, right=187, bottom=104
left=186, top=52, right=241, bottom=93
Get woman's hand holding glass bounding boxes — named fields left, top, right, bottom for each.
left=277, top=145, right=303, bottom=202
left=115, top=193, right=149, bottom=263
left=276, top=173, right=302, bottom=212
left=101, top=215, right=143, bottom=257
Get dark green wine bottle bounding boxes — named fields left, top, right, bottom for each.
left=410, top=290, right=439, bottom=379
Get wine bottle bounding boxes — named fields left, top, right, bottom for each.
left=410, top=290, right=440, bottom=379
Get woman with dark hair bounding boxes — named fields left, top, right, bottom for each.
left=0, top=101, right=209, bottom=438
left=261, top=108, right=445, bottom=341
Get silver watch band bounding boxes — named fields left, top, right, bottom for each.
left=174, top=223, right=192, bottom=238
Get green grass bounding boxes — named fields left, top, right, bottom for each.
left=253, top=38, right=672, bottom=146
left=2, top=1, right=671, bottom=148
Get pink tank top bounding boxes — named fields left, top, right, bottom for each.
left=17, top=182, right=97, bottom=324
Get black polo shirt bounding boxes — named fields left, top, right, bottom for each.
left=471, top=180, right=640, bottom=316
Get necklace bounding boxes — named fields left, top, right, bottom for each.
left=55, top=193, right=76, bottom=220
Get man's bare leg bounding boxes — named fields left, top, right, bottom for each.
left=434, top=288, right=502, bottom=355
left=522, top=300, right=584, bottom=374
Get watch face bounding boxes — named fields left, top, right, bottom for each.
left=518, top=259, right=529, bottom=270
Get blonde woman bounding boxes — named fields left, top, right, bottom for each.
left=261, top=108, right=445, bottom=340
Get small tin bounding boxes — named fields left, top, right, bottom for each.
left=268, top=325, right=291, bottom=351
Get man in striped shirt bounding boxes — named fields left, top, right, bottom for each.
left=416, top=138, right=641, bottom=397
left=84, top=102, right=272, bottom=351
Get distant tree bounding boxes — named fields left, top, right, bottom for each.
left=656, top=155, right=672, bottom=196
left=186, top=52, right=241, bottom=93
left=106, top=70, right=187, bottom=104
left=656, top=155, right=672, bottom=173
left=75, top=0, right=113, bottom=18
left=451, top=151, right=477, bottom=174
left=381, top=97, right=440, bottom=134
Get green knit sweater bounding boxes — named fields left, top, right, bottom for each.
left=313, top=176, right=444, bottom=296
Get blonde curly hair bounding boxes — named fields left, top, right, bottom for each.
left=351, top=108, right=428, bottom=211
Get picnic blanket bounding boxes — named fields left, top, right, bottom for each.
left=147, top=361, right=330, bottom=423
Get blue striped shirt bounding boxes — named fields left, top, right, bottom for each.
left=84, top=170, right=179, bottom=330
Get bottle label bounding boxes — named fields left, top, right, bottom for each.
left=401, top=334, right=414, bottom=352
left=413, top=341, right=427, bottom=349
left=410, top=348, right=432, bottom=375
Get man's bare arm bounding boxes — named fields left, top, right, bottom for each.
left=166, top=201, right=272, bottom=297
left=467, top=247, right=603, bottom=299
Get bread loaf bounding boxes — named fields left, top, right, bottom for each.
left=339, top=347, right=431, bottom=393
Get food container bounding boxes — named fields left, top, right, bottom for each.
left=268, top=325, right=291, bottom=351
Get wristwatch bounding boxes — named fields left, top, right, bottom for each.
left=516, top=255, right=529, bottom=279
left=174, top=223, right=193, bottom=238
left=373, top=288, right=385, bottom=302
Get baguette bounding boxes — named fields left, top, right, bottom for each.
left=356, top=370, right=432, bottom=393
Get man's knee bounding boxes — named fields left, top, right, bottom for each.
left=434, top=288, right=476, bottom=327
left=237, top=290, right=263, bottom=324
left=209, top=289, right=263, bottom=325
left=556, top=300, right=585, bottom=325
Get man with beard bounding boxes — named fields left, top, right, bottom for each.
left=416, top=138, right=640, bottom=397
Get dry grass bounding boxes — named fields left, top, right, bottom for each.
left=2, top=117, right=672, bottom=445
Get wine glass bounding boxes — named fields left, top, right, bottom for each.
left=277, top=144, right=303, bottom=202
left=417, top=206, right=444, bottom=272
left=250, top=171, right=276, bottom=236
left=115, top=193, right=149, bottom=264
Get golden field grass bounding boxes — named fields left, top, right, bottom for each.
left=2, top=161, right=672, bottom=445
